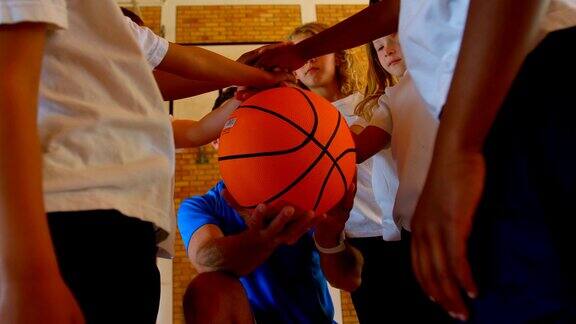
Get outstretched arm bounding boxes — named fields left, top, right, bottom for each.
left=256, top=0, right=400, bottom=71
left=157, top=42, right=286, bottom=87
left=187, top=203, right=320, bottom=277
left=351, top=125, right=390, bottom=163
left=172, top=98, right=241, bottom=148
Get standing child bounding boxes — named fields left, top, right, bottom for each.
left=0, top=1, right=286, bottom=323
left=290, top=23, right=447, bottom=323
left=352, top=32, right=451, bottom=323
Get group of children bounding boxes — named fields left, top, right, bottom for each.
left=1, top=0, right=575, bottom=323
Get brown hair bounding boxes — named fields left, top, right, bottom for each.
left=354, top=42, right=398, bottom=122
left=288, top=22, right=363, bottom=97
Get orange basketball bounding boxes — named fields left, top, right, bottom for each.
left=218, top=87, right=356, bottom=215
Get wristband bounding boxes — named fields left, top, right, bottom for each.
left=313, top=231, right=346, bottom=254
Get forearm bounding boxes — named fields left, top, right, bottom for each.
left=436, top=0, right=549, bottom=156
left=153, top=70, right=227, bottom=101
left=194, top=232, right=276, bottom=276
left=315, top=231, right=363, bottom=291
left=0, top=23, right=60, bottom=279
left=351, top=126, right=390, bottom=163
left=158, top=43, right=277, bottom=87
left=319, top=244, right=363, bottom=292
left=296, top=0, right=399, bottom=61
left=172, top=98, right=240, bottom=148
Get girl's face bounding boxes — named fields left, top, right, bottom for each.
left=372, top=33, right=406, bottom=77
left=291, top=34, right=339, bottom=90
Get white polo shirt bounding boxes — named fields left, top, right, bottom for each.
left=1, top=0, right=175, bottom=256
left=353, top=100, right=401, bottom=241
left=332, top=93, right=397, bottom=239
left=391, top=0, right=576, bottom=230
left=399, top=0, right=576, bottom=117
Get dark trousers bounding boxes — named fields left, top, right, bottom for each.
left=348, top=235, right=452, bottom=324
left=468, top=27, right=576, bottom=323
left=48, top=210, right=160, bottom=324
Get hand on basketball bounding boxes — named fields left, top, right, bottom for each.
left=222, top=189, right=323, bottom=246
left=254, top=42, right=308, bottom=72
left=237, top=43, right=296, bottom=91
left=237, top=42, right=289, bottom=66
left=410, top=151, right=482, bottom=321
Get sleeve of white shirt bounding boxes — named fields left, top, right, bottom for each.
left=368, top=95, right=393, bottom=134
left=0, top=0, right=68, bottom=29
left=124, top=17, right=169, bottom=69
left=350, top=115, right=370, bottom=128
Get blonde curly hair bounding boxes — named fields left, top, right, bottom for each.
left=288, top=22, right=364, bottom=97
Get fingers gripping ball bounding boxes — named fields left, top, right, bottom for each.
left=218, top=87, right=356, bottom=215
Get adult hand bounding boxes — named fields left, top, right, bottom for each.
left=410, top=150, right=482, bottom=321
left=221, top=189, right=323, bottom=246
left=0, top=276, right=85, bottom=324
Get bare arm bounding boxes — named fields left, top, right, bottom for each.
left=256, top=0, right=400, bottom=70
left=157, top=42, right=284, bottom=88
left=172, top=98, right=240, bottom=148
left=316, top=235, right=364, bottom=292
left=187, top=200, right=321, bottom=277
left=0, top=23, right=83, bottom=323
left=351, top=125, right=390, bottom=163
left=410, top=0, right=550, bottom=320
left=153, top=70, right=227, bottom=101
left=314, top=184, right=363, bottom=291
left=188, top=223, right=278, bottom=276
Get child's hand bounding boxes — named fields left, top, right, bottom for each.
left=238, top=44, right=296, bottom=88
left=255, top=42, right=307, bottom=72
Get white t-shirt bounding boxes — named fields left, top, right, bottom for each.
left=385, top=73, right=437, bottom=231
left=389, top=0, right=576, bottom=230
left=1, top=0, right=175, bottom=256
left=124, top=17, right=168, bottom=69
left=399, top=0, right=576, bottom=117
left=332, top=93, right=390, bottom=239
left=352, top=98, right=401, bottom=241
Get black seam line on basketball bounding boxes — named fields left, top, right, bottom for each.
left=217, top=104, right=318, bottom=161
left=313, top=148, right=356, bottom=211
left=217, top=87, right=319, bottom=161
left=311, top=115, right=347, bottom=210
left=221, top=104, right=344, bottom=172
left=236, top=109, right=344, bottom=210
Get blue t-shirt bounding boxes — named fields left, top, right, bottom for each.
left=178, top=181, right=335, bottom=324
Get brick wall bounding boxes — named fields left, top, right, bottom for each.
left=315, top=4, right=367, bottom=27
left=176, top=5, right=301, bottom=43
left=120, top=5, right=162, bottom=36
left=173, top=146, right=221, bottom=324
left=140, top=6, right=163, bottom=36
